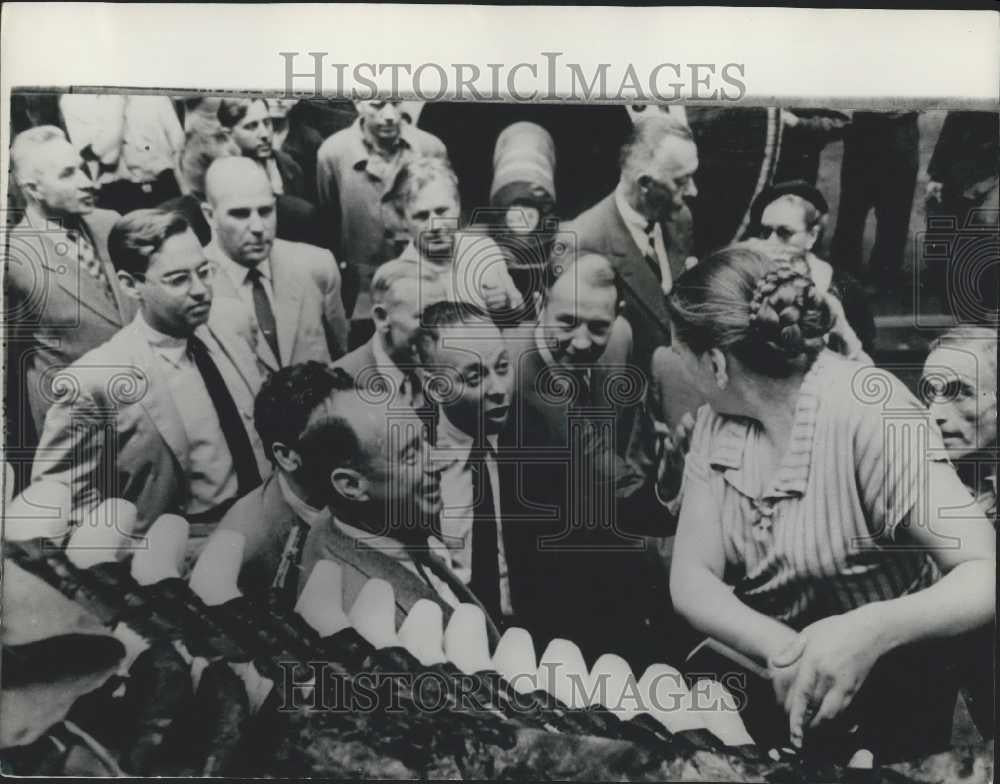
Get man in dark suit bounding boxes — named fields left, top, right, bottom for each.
left=334, top=258, right=447, bottom=414
left=499, top=252, right=688, bottom=673
left=562, top=114, right=698, bottom=376
left=414, top=300, right=516, bottom=630
left=217, top=97, right=310, bottom=203
left=299, top=367, right=499, bottom=644
left=202, top=157, right=348, bottom=369
left=6, top=125, right=136, bottom=437
left=32, top=210, right=270, bottom=544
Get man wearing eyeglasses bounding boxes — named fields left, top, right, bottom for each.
left=563, top=114, right=698, bottom=378
left=32, top=209, right=270, bottom=548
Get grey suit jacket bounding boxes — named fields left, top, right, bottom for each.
left=207, top=238, right=348, bottom=372
left=562, top=193, right=693, bottom=372
left=300, top=518, right=500, bottom=647
left=32, top=316, right=271, bottom=539
left=5, top=209, right=136, bottom=433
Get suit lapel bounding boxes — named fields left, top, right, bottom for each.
left=39, top=233, right=125, bottom=327
left=200, top=322, right=258, bottom=402
left=603, top=202, right=669, bottom=331
left=270, top=250, right=302, bottom=366
left=83, top=212, right=135, bottom=323
left=123, top=322, right=192, bottom=473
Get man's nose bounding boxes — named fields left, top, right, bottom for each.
left=570, top=327, right=593, bottom=352
left=248, top=212, right=264, bottom=232
left=189, top=272, right=211, bottom=298
left=381, top=104, right=401, bottom=123
left=685, top=178, right=698, bottom=199
left=74, top=168, right=94, bottom=189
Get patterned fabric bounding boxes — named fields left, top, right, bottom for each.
left=65, top=227, right=114, bottom=302
left=679, top=350, right=945, bottom=629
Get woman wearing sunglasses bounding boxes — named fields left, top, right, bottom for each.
left=744, top=180, right=876, bottom=359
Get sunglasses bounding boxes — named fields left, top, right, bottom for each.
left=755, top=224, right=802, bottom=242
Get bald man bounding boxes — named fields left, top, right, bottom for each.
left=202, top=157, right=348, bottom=372
left=6, top=126, right=135, bottom=435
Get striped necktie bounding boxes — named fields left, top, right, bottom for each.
left=643, top=220, right=662, bottom=284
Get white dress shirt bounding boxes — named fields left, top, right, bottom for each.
left=136, top=313, right=237, bottom=514
left=332, top=518, right=460, bottom=608
left=615, top=182, right=672, bottom=294
left=214, top=249, right=278, bottom=315
left=371, top=332, right=422, bottom=409
left=436, top=411, right=513, bottom=617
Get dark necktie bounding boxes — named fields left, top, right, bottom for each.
left=643, top=220, right=662, bottom=284
left=66, top=225, right=115, bottom=304
left=271, top=518, right=311, bottom=606
left=246, top=266, right=280, bottom=364
left=188, top=335, right=262, bottom=496
left=469, top=438, right=502, bottom=625
left=570, top=367, right=593, bottom=410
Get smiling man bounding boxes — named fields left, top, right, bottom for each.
left=7, top=125, right=136, bottom=433
left=298, top=366, right=497, bottom=635
left=32, top=209, right=269, bottom=545
left=415, top=300, right=515, bottom=627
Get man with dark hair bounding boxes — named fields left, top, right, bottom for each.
left=415, top=300, right=515, bottom=627
left=563, top=114, right=697, bottom=376
left=299, top=366, right=498, bottom=638
left=204, top=361, right=341, bottom=598
left=32, top=209, right=269, bottom=545
left=7, top=125, right=135, bottom=435
left=499, top=251, right=687, bottom=673
left=216, top=97, right=309, bottom=201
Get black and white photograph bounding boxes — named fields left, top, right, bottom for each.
left=1, top=4, right=996, bottom=780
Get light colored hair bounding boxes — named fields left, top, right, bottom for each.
left=929, top=326, right=998, bottom=380
left=768, top=193, right=824, bottom=231
left=620, top=114, right=694, bottom=174
left=10, top=125, right=68, bottom=183
left=371, top=258, right=442, bottom=304
left=383, top=156, right=458, bottom=215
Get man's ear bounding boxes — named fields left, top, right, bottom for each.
left=330, top=467, right=369, bottom=503
left=116, top=271, right=143, bottom=303
left=707, top=348, right=729, bottom=391
left=200, top=201, right=215, bottom=227
left=372, top=303, right=388, bottom=330
left=18, top=178, right=41, bottom=203
left=271, top=442, right=302, bottom=475
left=805, top=224, right=820, bottom=251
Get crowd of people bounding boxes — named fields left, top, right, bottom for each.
left=3, top=95, right=997, bottom=762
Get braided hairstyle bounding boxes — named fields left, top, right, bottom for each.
left=666, top=245, right=834, bottom=378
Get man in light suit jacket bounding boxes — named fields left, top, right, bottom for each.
left=32, top=210, right=270, bottom=545
left=6, top=126, right=136, bottom=436
left=298, top=367, right=500, bottom=645
left=202, top=157, right=348, bottom=372
left=562, top=114, right=698, bottom=377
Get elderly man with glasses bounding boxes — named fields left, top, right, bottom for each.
left=32, top=208, right=270, bottom=553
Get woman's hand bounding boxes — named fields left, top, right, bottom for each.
left=784, top=607, right=888, bottom=747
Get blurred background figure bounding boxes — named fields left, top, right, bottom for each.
left=744, top=180, right=875, bottom=357
left=484, top=121, right=559, bottom=311
left=267, top=97, right=323, bottom=203
left=830, top=111, right=920, bottom=293
left=217, top=98, right=310, bottom=203
left=773, top=108, right=851, bottom=185
left=60, top=93, right=184, bottom=213
left=317, top=99, right=447, bottom=327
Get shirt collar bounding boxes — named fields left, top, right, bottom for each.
left=351, top=118, right=414, bottom=170
left=212, top=244, right=272, bottom=288
left=277, top=473, right=330, bottom=528
left=136, top=311, right=189, bottom=367
left=371, top=332, right=408, bottom=389
left=436, top=410, right=498, bottom=465
left=708, top=351, right=827, bottom=500
left=332, top=516, right=448, bottom=562
left=615, top=180, right=653, bottom=234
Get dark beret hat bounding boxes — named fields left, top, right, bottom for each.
left=748, top=179, right=830, bottom=230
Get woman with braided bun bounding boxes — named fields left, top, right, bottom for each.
left=666, top=246, right=995, bottom=761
